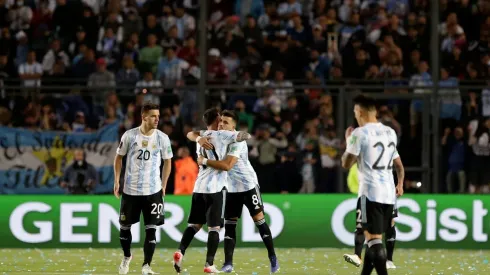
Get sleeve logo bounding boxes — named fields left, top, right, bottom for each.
left=350, top=136, right=357, bottom=145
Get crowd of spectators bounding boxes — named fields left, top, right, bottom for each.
left=0, top=0, right=490, bottom=194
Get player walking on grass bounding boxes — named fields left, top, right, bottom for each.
left=113, top=102, right=173, bottom=275
left=341, top=95, right=405, bottom=275
left=343, top=164, right=399, bottom=269
left=188, top=110, right=279, bottom=273
left=172, top=108, right=252, bottom=274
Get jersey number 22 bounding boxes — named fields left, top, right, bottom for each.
left=372, top=142, right=396, bottom=170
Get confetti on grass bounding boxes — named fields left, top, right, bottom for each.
left=0, top=248, right=489, bottom=274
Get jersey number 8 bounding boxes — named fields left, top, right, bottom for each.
left=372, top=142, right=396, bottom=170
left=137, top=149, right=151, bottom=161
left=252, top=194, right=262, bottom=206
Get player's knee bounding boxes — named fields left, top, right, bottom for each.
left=188, top=223, right=202, bottom=232
left=224, top=219, right=237, bottom=228
left=208, top=226, right=220, bottom=232
left=224, top=220, right=237, bottom=236
left=391, top=219, right=395, bottom=228
left=386, top=226, right=396, bottom=242
left=354, top=228, right=365, bottom=244
left=254, top=217, right=266, bottom=226
left=145, top=225, right=156, bottom=241
left=120, top=225, right=131, bottom=232
left=367, top=239, right=386, bottom=261
left=252, top=211, right=265, bottom=222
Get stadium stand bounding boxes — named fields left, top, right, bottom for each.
left=0, top=0, right=490, bottom=194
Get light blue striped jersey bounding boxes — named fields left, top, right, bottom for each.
left=346, top=123, right=398, bottom=205
left=116, top=127, right=173, bottom=196
left=226, top=140, right=259, bottom=193
left=193, top=130, right=239, bottom=194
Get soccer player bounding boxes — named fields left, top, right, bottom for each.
left=190, top=110, right=279, bottom=273
left=341, top=95, right=405, bottom=275
left=113, top=102, right=173, bottom=275
left=343, top=164, right=399, bottom=269
left=172, top=108, right=252, bottom=274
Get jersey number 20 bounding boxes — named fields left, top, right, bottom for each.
left=137, top=149, right=150, bottom=161
left=372, top=142, right=396, bottom=170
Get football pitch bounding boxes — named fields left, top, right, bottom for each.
left=0, top=248, right=489, bottom=275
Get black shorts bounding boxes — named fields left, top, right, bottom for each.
left=188, top=190, right=227, bottom=227
left=225, top=186, right=264, bottom=219
left=356, top=197, right=397, bottom=229
left=119, top=190, right=165, bottom=226
left=358, top=196, right=394, bottom=235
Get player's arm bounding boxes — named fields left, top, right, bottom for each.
left=393, top=157, right=405, bottom=196
left=161, top=159, right=171, bottom=194
left=114, top=133, right=129, bottom=198
left=198, top=142, right=241, bottom=170
left=161, top=136, right=174, bottom=195
left=341, top=152, right=357, bottom=169
left=393, top=156, right=405, bottom=197
left=218, top=130, right=252, bottom=145
left=186, top=130, right=214, bottom=150
left=201, top=155, right=239, bottom=171
left=341, top=127, right=360, bottom=169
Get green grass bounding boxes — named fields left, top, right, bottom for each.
left=0, top=248, right=489, bottom=274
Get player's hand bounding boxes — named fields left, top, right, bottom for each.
left=197, top=155, right=204, bottom=165
left=345, top=126, right=354, bottom=140
left=396, top=185, right=404, bottom=197
left=114, top=182, right=120, bottom=199
left=198, top=137, right=214, bottom=150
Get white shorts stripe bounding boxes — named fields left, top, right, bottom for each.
left=221, top=189, right=227, bottom=219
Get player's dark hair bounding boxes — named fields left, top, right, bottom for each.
left=353, top=94, right=377, bottom=111
left=221, top=110, right=238, bottom=124
left=141, top=102, right=160, bottom=115
left=202, top=108, right=220, bottom=126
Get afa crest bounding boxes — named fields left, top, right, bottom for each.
left=142, top=140, right=148, bottom=147
left=120, top=214, right=126, bottom=221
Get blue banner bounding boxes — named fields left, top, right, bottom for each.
left=0, top=123, right=119, bottom=194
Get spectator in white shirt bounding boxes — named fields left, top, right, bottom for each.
left=8, top=0, right=32, bottom=32
left=96, top=27, right=120, bottom=68
left=156, top=47, right=189, bottom=86
left=161, top=4, right=176, bottom=33
left=19, top=50, right=43, bottom=87
left=42, top=38, right=70, bottom=74
left=271, top=69, right=294, bottom=107
left=135, top=71, right=163, bottom=105
left=98, top=11, right=124, bottom=44
left=173, top=4, right=195, bottom=39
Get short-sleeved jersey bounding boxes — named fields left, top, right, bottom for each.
left=226, top=139, right=259, bottom=193
left=346, top=123, right=399, bottom=205
left=116, top=127, right=173, bottom=196
left=193, top=130, right=239, bottom=194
